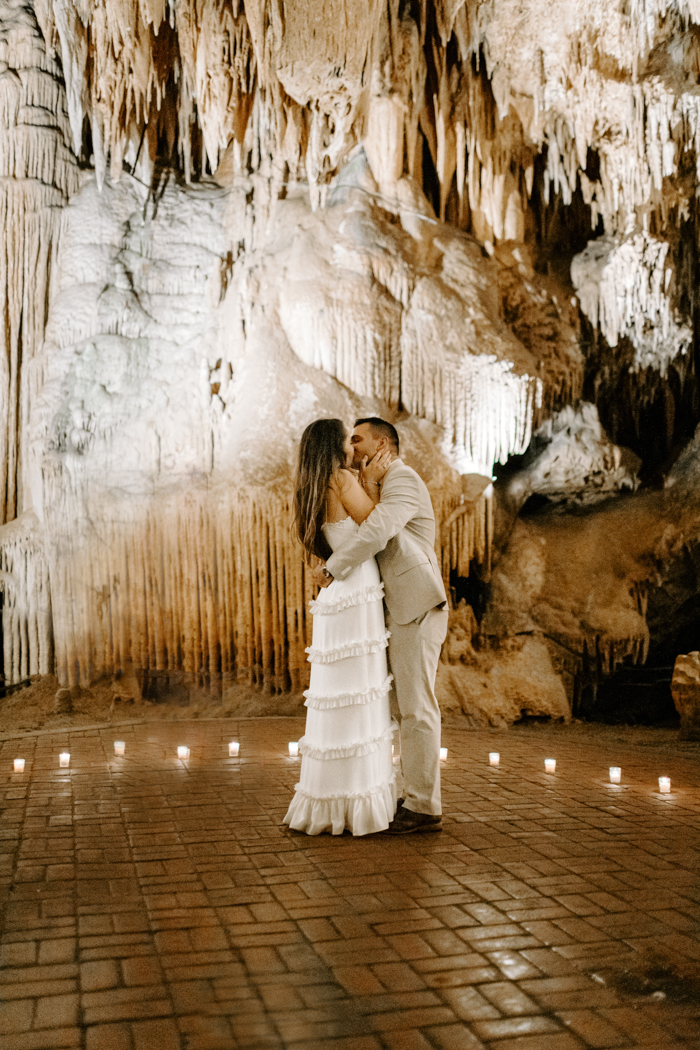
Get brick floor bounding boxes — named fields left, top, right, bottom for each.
left=2, top=718, right=700, bottom=1049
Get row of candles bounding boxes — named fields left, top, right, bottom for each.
left=9, top=744, right=674, bottom=793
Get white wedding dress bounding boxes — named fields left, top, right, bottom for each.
left=283, top=517, right=397, bottom=835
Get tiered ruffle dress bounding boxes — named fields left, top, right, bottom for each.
left=283, top=517, right=397, bottom=835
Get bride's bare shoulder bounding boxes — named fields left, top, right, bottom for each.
left=329, top=468, right=358, bottom=493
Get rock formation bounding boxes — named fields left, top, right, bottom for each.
left=671, top=651, right=700, bottom=738
left=2, top=0, right=700, bottom=724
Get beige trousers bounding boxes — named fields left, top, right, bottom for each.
left=387, top=605, right=449, bottom=816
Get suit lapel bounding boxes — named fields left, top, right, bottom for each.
left=379, top=458, right=403, bottom=496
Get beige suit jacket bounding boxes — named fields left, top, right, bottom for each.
left=326, top=459, right=447, bottom=625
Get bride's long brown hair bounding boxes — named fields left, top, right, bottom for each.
left=294, top=418, right=346, bottom=562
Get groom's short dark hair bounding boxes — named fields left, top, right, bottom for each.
left=355, top=417, right=399, bottom=452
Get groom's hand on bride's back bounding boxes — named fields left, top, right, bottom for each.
left=311, top=564, right=333, bottom=589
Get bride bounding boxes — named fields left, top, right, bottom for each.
left=283, top=417, right=396, bottom=836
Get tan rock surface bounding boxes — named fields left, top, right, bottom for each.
left=672, top=652, right=700, bottom=740
left=438, top=633, right=570, bottom=727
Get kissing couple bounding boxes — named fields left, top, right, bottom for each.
left=283, top=417, right=449, bottom=836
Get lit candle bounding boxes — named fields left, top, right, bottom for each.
left=609, top=767, right=621, bottom=784
left=439, top=747, right=448, bottom=761
left=288, top=742, right=299, bottom=757
left=544, top=758, right=556, bottom=774
left=489, top=752, right=500, bottom=766
left=228, top=741, right=240, bottom=757
left=13, top=758, right=25, bottom=772
left=177, top=746, right=189, bottom=760
left=59, top=752, right=70, bottom=768
left=114, top=741, right=125, bottom=756
left=659, top=776, right=671, bottom=794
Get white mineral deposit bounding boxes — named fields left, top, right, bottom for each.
left=0, top=0, right=699, bottom=736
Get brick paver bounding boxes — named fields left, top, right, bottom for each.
left=2, top=718, right=700, bottom=1048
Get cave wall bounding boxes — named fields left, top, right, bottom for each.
left=2, top=0, right=700, bottom=722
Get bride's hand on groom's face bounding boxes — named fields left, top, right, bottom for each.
left=361, top=449, right=392, bottom=486
left=311, top=565, right=333, bottom=589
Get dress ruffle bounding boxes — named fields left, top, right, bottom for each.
left=286, top=519, right=396, bottom=837
left=310, top=582, right=385, bottom=615
left=284, top=778, right=398, bottom=836
left=298, top=722, right=396, bottom=760
left=304, top=675, right=393, bottom=710
left=306, top=630, right=390, bottom=664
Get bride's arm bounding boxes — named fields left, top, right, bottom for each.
left=330, top=451, right=392, bottom=523
left=329, top=470, right=376, bottom=524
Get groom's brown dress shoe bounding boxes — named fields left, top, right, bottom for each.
left=385, top=808, right=442, bottom=834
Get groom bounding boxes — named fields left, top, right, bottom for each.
left=312, top=418, right=449, bottom=833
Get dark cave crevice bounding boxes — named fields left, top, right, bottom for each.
left=449, top=565, right=488, bottom=622
left=527, top=150, right=603, bottom=284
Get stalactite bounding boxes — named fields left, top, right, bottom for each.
left=0, top=0, right=79, bottom=525
left=275, top=170, right=575, bottom=473
left=495, top=244, right=583, bottom=411
left=0, top=159, right=530, bottom=688
left=176, top=0, right=256, bottom=175
left=279, top=276, right=404, bottom=408
left=398, top=236, right=546, bottom=473
left=0, top=511, right=52, bottom=684
left=38, top=0, right=256, bottom=185
left=401, top=294, right=539, bottom=475
left=572, top=231, right=692, bottom=374
left=0, top=473, right=492, bottom=691
left=435, top=484, right=493, bottom=583
left=41, top=484, right=314, bottom=691
left=28, top=0, right=700, bottom=267
left=6, top=0, right=700, bottom=702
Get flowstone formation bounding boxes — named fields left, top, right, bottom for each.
left=2, top=0, right=700, bottom=725
left=671, top=650, right=700, bottom=738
